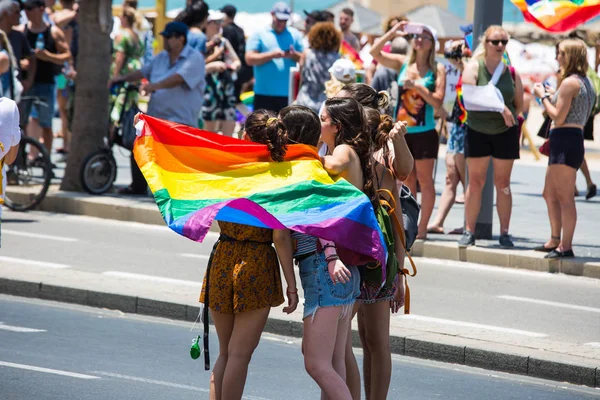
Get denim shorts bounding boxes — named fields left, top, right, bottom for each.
left=20, top=82, right=56, bottom=128
left=447, top=123, right=466, bottom=154
left=298, top=252, right=360, bottom=320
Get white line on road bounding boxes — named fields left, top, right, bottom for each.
left=2, top=229, right=78, bottom=242
left=498, top=295, right=600, bottom=314
left=0, top=322, right=46, bottom=333
left=0, top=256, right=71, bottom=269
left=180, top=253, right=210, bottom=260
left=0, top=361, right=99, bottom=379
left=102, top=271, right=202, bottom=287
left=584, top=342, right=600, bottom=348
left=400, top=315, right=548, bottom=338
left=93, top=371, right=272, bottom=399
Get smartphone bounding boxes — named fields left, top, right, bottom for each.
left=405, top=23, right=424, bottom=35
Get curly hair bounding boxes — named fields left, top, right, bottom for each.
left=341, top=83, right=390, bottom=110
left=244, top=109, right=288, bottom=162
left=324, top=97, right=377, bottom=209
left=308, top=22, right=341, bottom=53
left=384, top=15, right=408, bottom=32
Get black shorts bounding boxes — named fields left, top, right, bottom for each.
left=405, top=129, right=439, bottom=160
left=549, top=127, right=584, bottom=170
left=584, top=115, right=594, bottom=141
left=465, top=125, right=520, bottom=159
left=253, top=94, right=289, bottom=114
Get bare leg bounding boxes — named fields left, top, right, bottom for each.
left=492, top=158, right=515, bottom=234
left=57, top=90, right=70, bottom=151
left=209, top=310, right=235, bottom=400
left=542, top=168, right=561, bottom=248
left=42, top=127, right=53, bottom=154
left=428, top=152, right=461, bottom=232
left=404, top=167, right=418, bottom=203
left=456, top=152, right=466, bottom=197
left=464, top=157, right=491, bottom=233
left=345, top=304, right=361, bottom=400
left=220, top=120, right=237, bottom=137
left=360, top=301, right=392, bottom=400
left=221, top=307, right=271, bottom=400
left=304, top=306, right=353, bottom=400
left=357, top=308, right=370, bottom=400
left=204, top=120, right=220, bottom=134
left=550, top=165, right=578, bottom=251
left=415, top=158, right=436, bottom=239
left=580, top=158, right=594, bottom=187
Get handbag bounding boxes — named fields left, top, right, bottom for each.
left=399, top=184, right=419, bottom=251
left=461, top=61, right=506, bottom=113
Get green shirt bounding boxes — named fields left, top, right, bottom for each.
left=466, top=59, right=516, bottom=134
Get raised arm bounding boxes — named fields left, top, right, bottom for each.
left=370, top=22, right=406, bottom=72
left=534, top=77, right=579, bottom=126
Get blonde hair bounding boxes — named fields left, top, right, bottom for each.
left=122, top=6, right=142, bottom=31
left=407, top=31, right=437, bottom=78
left=0, top=30, right=17, bottom=75
left=558, top=38, right=588, bottom=85
left=472, top=25, right=510, bottom=60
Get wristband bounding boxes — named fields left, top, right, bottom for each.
left=286, top=288, right=298, bottom=295
left=326, top=255, right=340, bottom=263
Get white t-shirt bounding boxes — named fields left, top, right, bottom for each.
left=0, top=97, right=22, bottom=218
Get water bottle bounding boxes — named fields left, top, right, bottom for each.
left=190, top=335, right=201, bottom=360
left=35, top=33, right=44, bottom=50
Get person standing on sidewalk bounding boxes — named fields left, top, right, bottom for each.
left=0, top=97, right=21, bottom=248
left=220, top=4, right=252, bottom=105
left=532, top=38, right=595, bottom=259
left=245, top=1, right=303, bottom=113
left=458, top=26, right=523, bottom=249
left=109, top=21, right=205, bottom=195
left=20, top=0, right=71, bottom=154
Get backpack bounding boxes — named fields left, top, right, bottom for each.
left=586, top=67, right=600, bottom=116
left=362, top=188, right=417, bottom=314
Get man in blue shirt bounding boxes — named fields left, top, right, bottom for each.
left=109, top=21, right=205, bottom=195
left=245, top=1, right=303, bottom=113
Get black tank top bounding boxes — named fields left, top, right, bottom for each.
left=25, top=25, right=58, bottom=84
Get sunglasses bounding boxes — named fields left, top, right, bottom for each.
left=410, top=34, right=433, bottom=42
left=487, top=39, right=509, bottom=46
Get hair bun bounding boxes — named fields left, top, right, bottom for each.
left=377, top=91, right=390, bottom=109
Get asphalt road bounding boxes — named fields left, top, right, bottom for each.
left=1, top=295, right=599, bottom=400
left=2, top=209, right=600, bottom=346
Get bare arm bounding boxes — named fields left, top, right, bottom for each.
left=389, top=135, right=413, bottom=181
left=37, top=26, right=71, bottom=65
left=321, top=144, right=353, bottom=177
left=411, top=63, right=446, bottom=109
left=370, top=22, right=406, bottom=71
left=112, top=69, right=144, bottom=84
left=461, top=60, right=479, bottom=86
left=224, top=39, right=241, bottom=71
left=272, top=229, right=298, bottom=314
left=538, top=77, right=579, bottom=126
left=4, top=144, right=19, bottom=165
left=0, top=52, right=9, bottom=74
left=245, top=49, right=282, bottom=67
left=513, top=70, right=525, bottom=116
left=51, top=9, right=77, bottom=28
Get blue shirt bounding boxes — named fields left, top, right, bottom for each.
left=187, top=30, right=207, bottom=55
left=141, top=45, right=205, bottom=127
left=246, top=27, right=303, bottom=97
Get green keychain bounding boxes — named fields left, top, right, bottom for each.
left=190, top=335, right=201, bottom=360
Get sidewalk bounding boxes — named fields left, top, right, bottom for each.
left=1, top=262, right=598, bottom=388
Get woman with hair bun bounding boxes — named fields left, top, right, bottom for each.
left=200, top=109, right=298, bottom=400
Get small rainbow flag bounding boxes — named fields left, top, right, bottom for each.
left=133, top=115, right=387, bottom=266
left=511, top=0, right=600, bottom=32
left=455, top=76, right=468, bottom=125
left=340, top=40, right=364, bottom=70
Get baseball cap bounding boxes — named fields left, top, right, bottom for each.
left=160, top=21, right=189, bottom=37
left=271, top=1, right=291, bottom=21
left=207, top=9, right=225, bottom=22
left=220, top=4, right=236, bottom=19
left=421, top=24, right=438, bottom=44
left=23, top=0, right=44, bottom=9
left=328, top=59, right=356, bottom=83
left=304, top=10, right=328, bottom=22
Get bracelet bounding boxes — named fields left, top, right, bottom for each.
left=542, top=94, right=551, bottom=102
left=323, top=244, right=337, bottom=250
left=325, top=255, right=340, bottom=263
left=286, top=288, right=298, bottom=294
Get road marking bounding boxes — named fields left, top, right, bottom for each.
left=2, top=229, right=78, bottom=242
left=0, top=361, right=99, bottom=379
left=0, top=322, right=46, bottom=333
left=498, top=295, right=600, bottom=314
left=102, top=271, right=202, bottom=287
left=400, top=315, right=548, bottom=338
left=93, top=371, right=272, bottom=399
left=0, top=256, right=71, bottom=269
left=584, top=342, right=600, bottom=348
left=180, top=253, right=210, bottom=260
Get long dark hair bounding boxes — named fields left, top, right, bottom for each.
left=324, top=97, right=376, bottom=208
left=244, top=109, right=288, bottom=162
left=175, top=1, right=209, bottom=27
left=364, top=107, right=394, bottom=159
left=341, top=83, right=390, bottom=110
left=279, top=105, right=321, bottom=147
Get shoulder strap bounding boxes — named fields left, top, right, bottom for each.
left=490, top=61, right=505, bottom=86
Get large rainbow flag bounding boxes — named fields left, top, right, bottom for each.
left=133, top=115, right=387, bottom=266
left=511, top=0, right=600, bottom=32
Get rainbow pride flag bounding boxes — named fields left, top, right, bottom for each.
left=340, top=40, right=364, bottom=70
left=133, top=115, right=387, bottom=266
left=511, top=0, right=600, bottom=32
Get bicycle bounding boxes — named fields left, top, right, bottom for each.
left=80, top=82, right=139, bottom=195
left=3, top=96, right=53, bottom=212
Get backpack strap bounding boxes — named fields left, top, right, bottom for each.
left=376, top=188, right=417, bottom=314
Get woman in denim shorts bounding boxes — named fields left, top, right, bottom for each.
left=284, top=99, right=373, bottom=400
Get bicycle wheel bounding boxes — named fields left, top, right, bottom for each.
left=80, top=149, right=117, bottom=195
left=3, top=136, right=53, bottom=212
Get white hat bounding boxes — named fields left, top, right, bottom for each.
left=328, top=59, right=356, bottom=83
left=208, top=9, right=225, bottom=22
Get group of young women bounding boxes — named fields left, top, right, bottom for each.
left=200, top=82, right=411, bottom=400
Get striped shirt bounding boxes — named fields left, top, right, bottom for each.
left=291, top=232, right=317, bottom=258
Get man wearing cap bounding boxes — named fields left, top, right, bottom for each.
left=301, top=9, right=327, bottom=49
left=109, top=21, right=205, bottom=195
left=245, top=1, right=303, bottom=113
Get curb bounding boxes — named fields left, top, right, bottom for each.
left=1, top=278, right=597, bottom=388
left=7, top=187, right=600, bottom=280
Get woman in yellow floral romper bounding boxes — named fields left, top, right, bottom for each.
left=200, top=110, right=298, bottom=400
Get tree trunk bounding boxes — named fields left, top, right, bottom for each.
left=60, top=0, right=112, bottom=192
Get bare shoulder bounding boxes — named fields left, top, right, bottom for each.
left=50, top=25, right=65, bottom=39
left=561, top=76, right=583, bottom=94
